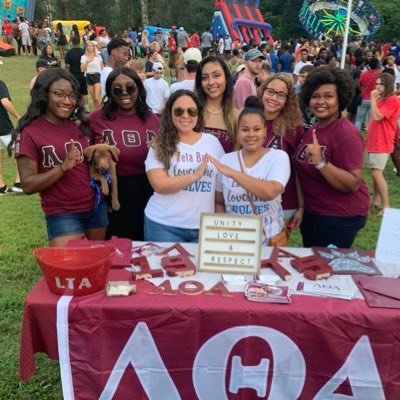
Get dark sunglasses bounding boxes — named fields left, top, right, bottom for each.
left=112, top=85, right=136, bottom=97
left=173, top=107, right=198, bottom=117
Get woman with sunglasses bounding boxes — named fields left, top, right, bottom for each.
left=144, top=90, right=225, bottom=243
left=293, top=67, right=370, bottom=248
left=366, top=72, right=400, bottom=215
left=258, top=74, right=305, bottom=231
left=195, top=56, right=239, bottom=153
left=208, top=97, right=290, bottom=245
left=11, top=68, right=108, bottom=246
left=89, top=67, right=159, bottom=240
left=81, top=41, right=103, bottom=108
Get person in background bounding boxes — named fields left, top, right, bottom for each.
left=12, top=68, right=108, bottom=246
left=278, top=44, right=295, bottom=74
left=30, top=59, right=50, bottom=90
left=355, top=58, right=381, bottom=131
left=65, top=36, right=89, bottom=113
left=293, top=48, right=312, bottom=85
left=144, top=89, right=224, bottom=242
left=98, top=29, right=110, bottom=64
left=100, top=38, right=130, bottom=98
left=55, top=22, right=67, bottom=60
left=145, top=48, right=158, bottom=78
left=144, top=62, right=170, bottom=116
left=81, top=40, right=103, bottom=108
left=69, top=24, right=80, bottom=46
left=201, top=28, right=213, bottom=57
left=209, top=97, right=290, bottom=245
left=28, top=21, right=38, bottom=56
left=297, top=64, right=316, bottom=131
left=234, top=48, right=264, bottom=109
left=0, top=79, right=21, bottom=194
left=256, top=63, right=271, bottom=87
left=258, top=74, right=305, bottom=230
left=18, top=17, right=31, bottom=56
left=89, top=67, right=160, bottom=240
left=1, top=18, right=13, bottom=45
left=177, top=27, right=187, bottom=52
left=12, top=18, right=22, bottom=56
left=366, top=72, right=400, bottom=214
left=346, top=57, right=365, bottom=124
left=170, top=48, right=201, bottom=94
left=130, top=59, right=146, bottom=82
left=40, top=44, right=60, bottom=67
left=294, top=67, right=370, bottom=248
left=227, top=48, right=242, bottom=76
left=195, top=56, right=239, bottom=152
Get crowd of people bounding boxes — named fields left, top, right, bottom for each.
left=2, top=19, right=400, bottom=249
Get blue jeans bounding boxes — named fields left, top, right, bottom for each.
left=45, top=201, right=109, bottom=240
left=144, top=215, right=199, bottom=243
left=355, top=100, right=371, bottom=131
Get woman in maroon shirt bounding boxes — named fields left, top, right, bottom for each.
left=294, top=67, right=370, bottom=248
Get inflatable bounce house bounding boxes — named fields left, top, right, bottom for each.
left=1, top=0, right=35, bottom=21
left=212, top=0, right=273, bottom=44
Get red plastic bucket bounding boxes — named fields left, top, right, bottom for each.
left=33, top=247, right=115, bottom=296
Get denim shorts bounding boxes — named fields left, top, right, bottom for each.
left=144, top=215, right=199, bottom=243
left=45, top=201, right=109, bottom=240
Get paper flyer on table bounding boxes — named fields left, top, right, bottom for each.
left=375, top=208, right=400, bottom=270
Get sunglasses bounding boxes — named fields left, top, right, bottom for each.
left=112, top=85, right=136, bottom=97
left=173, top=107, right=198, bottom=117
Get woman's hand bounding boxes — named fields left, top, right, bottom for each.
left=194, top=158, right=208, bottom=180
left=62, top=140, right=82, bottom=172
left=207, top=154, right=234, bottom=178
left=288, top=207, right=304, bottom=229
left=306, top=129, right=323, bottom=165
left=370, top=89, right=379, bottom=100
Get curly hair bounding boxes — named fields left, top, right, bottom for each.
left=301, top=67, right=355, bottom=113
left=151, top=90, right=204, bottom=170
left=101, top=67, right=150, bottom=122
left=194, top=56, right=237, bottom=143
left=258, top=73, right=303, bottom=136
left=9, top=68, right=90, bottom=154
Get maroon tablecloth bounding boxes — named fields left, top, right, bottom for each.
left=20, top=270, right=400, bottom=399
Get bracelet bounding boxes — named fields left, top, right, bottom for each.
left=315, top=159, right=328, bottom=170
left=59, top=164, right=66, bottom=174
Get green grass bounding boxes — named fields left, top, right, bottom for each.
left=0, top=53, right=399, bottom=399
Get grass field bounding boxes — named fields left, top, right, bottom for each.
left=0, top=54, right=399, bottom=399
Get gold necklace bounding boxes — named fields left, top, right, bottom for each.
left=205, top=105, right=224, bottom=115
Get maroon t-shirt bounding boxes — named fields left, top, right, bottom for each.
left=202, top=127, right=234, bottom=153
left=263, top=121, right=304, bottom=210
left=15, top=117, right=94, bottom=215
left=89, top=109, right=160, bottom=176
left=293, top=118, right=370, bottom=217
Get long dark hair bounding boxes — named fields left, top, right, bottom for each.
left=9, top=68, right=90, bottom=153
left=102, top=67, right=150, bottom=122
left=151, top=90, right=204, bottom=169
left=195, top=56, right=236, bottom=140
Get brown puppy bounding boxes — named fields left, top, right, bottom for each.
left=84, top=144, right=121, bottom=211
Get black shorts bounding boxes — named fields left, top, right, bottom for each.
left=72, top=74, right=88, bottom=96
left=86, top=73, right=101, bottom=86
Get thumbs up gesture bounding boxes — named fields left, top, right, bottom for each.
left=61, top=139, right=82, bottom=172
left=306, top=129, right=323, bottom=165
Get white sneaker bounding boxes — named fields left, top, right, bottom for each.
left=12, top=183, right=23, bottom=193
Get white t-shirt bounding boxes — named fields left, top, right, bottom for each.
left=170, top=79, right=195, bottom=94
left=218, top=149, right=290, bottom=244
left=19, top=22, right=29, bottom=35
left=144, top=77, right=170, bottom=114
left=100, top=66, right=113, bottom=98
left=81, top=55, right=103, bottom=74
left=293, top=60, right=312, bottom=76
left=145, top=133, right=225, bottom=229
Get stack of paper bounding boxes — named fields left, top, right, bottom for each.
left=297, top=281, right=353, bottom=300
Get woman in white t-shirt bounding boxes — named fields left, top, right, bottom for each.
left=209, top=98, right=290, bottom=245
left=144, top=90, right=225, bottom=242
left=81, top=41, right=103, bottom=108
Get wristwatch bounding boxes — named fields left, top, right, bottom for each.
left=315, top=159, right=328, bottom=170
